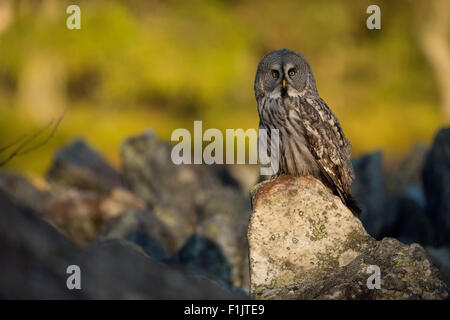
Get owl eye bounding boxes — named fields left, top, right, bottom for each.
left=288, top=69, right=296, bottom=77
left=271, top=70, right=279, bottom=79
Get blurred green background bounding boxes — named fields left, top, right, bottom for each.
left=0, top=0, right=448, bottom=176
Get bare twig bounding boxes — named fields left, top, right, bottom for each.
left=0, top=114, right=64, bottom=167
left=0, top=134, right=27, bottom=154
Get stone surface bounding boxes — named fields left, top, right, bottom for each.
left=423, top=127, right=450, bottom=246
left=195, top=187, right=250, bottom=289
left=100, top=208, right=178, bottom=256
left=1, top=168, right=147, bottom=246
left=47, top=138, right=123, bottom=193
left=0, top=190, right=246, bottom=299
left=351, top=152, right=387, bottom=238
left=173, top=233, right=233, bottom=286
left=386, top=194, right=434, bottom=245
left=99, top=187, right=147, bottom=220
left=248, top=175, right=448, bottom=300
left=380, top=144, right=434, bottom=246
left=426, top=247, right=450, bottom=288
left=40, top=187, right=104, bottom=245
left=121, top=131, right=251, bottom=289
left=0, top=170, right=50, bottom=211
left=352, top=146, right=436, bottom=246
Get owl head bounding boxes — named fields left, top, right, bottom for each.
left=254, top=49, right=317, bottom=100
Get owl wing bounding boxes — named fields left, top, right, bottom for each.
left=295, top=97, right=354, bottom=199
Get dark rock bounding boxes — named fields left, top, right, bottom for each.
left=423, top=127, right=450, bottom=246
left=173, top=234, right=232, bottom=287
left=80, top=239, right=246, bottom=299
left=0, top=190, right=246, bottom=299
left=351, top=151, right=388, bottom=238
left=195, top=186, right=251, bottom=289
left=47, top=139, right=123, bottom=193
left=123, top=231, right=168, bottom=260
left=0, top=170, right=49, bottom=211
left=121, top=131, right=198, bottom=245
left=210, top=165, right=242, bottom=190
left=426, top=247, right=450, bottom=288
left=0, top=191, right=79, bottom=299
left=352, top=146, right=435, bottom=247
left=384, top=191, right=434, bottom=246
left=120, top=131, right=251, bottom=289
left=100, top=209, right=178, bottom=257
left=1, top=169, right=109, bottom=246
left=379, top=144, right=434, bottom=245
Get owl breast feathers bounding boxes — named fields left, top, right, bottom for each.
left=255, top=49, right=361, bottom=217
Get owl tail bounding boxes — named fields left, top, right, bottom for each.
left=343, top=193, right=361, bottom=218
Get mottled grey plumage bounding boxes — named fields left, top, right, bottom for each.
left=255, top=48, right=361, bottom=217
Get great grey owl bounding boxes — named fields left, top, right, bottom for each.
left=254, top=48, right=361, bottom=217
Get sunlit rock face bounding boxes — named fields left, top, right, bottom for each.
left=248, top=175, right=448, bottom=300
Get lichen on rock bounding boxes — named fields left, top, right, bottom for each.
left=248, top=175, right=448, bottom=300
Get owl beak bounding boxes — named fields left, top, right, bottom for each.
left=282, top=79, right=286, bottom=89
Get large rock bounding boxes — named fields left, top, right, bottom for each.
left=120, top=131, right=251, bottom=289
left=0, top=169, right=106, bottom=245
left=37, top=186, right=147, bottom=246
left=195, top=187, right=250, bottom=289
left=1, top=166, right=146, bottom=246
left=382, top=144, right=434, bottom=246
left=47, top=139, right=123, bottom=193
left=386, top=194, right=434, bottom=245
left=0, top=190, right=246, bottom=299
left=426, top=246, right=450, bottom=287
left=100, top=208, right=178, bottom=257
left=101, top=212, right=238, bottom=287
left=248, top=175, right=448, bottom=300
left=351, top=152, right=387, bottom=238
left=423, top=127, right=450, bottom=246
left=352, top=148, right=435, bottom=246
left=40, top=188, right=104, bottom=245
left=172, top=233, right=233, bottom=287
left=0, top=170, right=50, bottom=210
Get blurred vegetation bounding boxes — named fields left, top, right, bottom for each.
left=0, top=0, right=448, bottom=176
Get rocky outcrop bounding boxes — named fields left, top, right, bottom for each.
left=0, top=171, right=146, bottom=246
left=248, top=175, right=448, bottom=300
left=426, top=247, right=450, bottom=286
left=0, top=141, right=147, bottom=246
left=100, top=209, right=177, bottom=258
left=47, top=139, right=123, bottom=193
left=351, top=152, right=387, bottom=238
left=0, top=190, right=246, bottom=299
left=121, top=131, right=251, bottom=288
left=1, top=133, right=251, bottom=290
left=0, top=170, right=50, bottom=209
left=423, top=127, right=450, bottom=246
left=352, top=145, right=437, bottom=247
left=172, top=233, right=233, bottom=287
left=2, top=126, right=448, bottom=299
